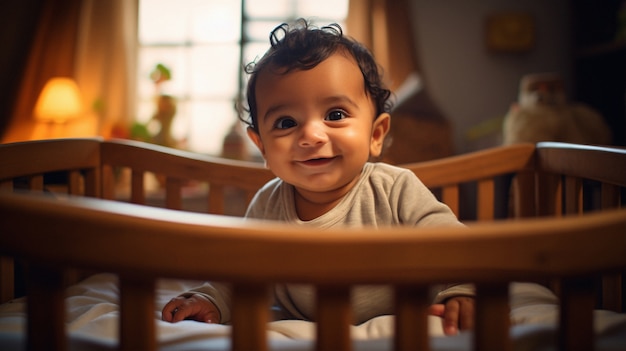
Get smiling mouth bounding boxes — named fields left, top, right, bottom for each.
left=300, top=157, right=336, bottom=166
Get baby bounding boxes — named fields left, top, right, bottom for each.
left=163, top=18, right=474, bottom=335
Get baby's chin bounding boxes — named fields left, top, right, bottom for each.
left=291, top=177, right=361, bottom=199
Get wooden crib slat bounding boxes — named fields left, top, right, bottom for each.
left=119, top=276, right=156, bottom=351
left=558, top=277, right=595, bottom=351
left=553, top=176, right=564, bottom=216
left=394, top=285, right=429, bottom=351
left=477, top=178, right=495, bottom=221
left=474, top=283, right=510, bottom=351
left=537, top=173, right=562, bottom=217
left=601, top=183, right=620, bottom=209
left=165, top=177, right=183, bottom=210
left=231, top=283, right=270, bottom=351
left=316, top=285, right=352, bottom=351
left=442, top=185, right=459, bottom=217
left=101, top=164, right=116, bottom=200
left=83, top=168, right=99, bottom=197
left=69, top=170, right=82, bottom=195
left=27, top=264, right=65, bottom=351
left=512, top=171, right=536, bottom=218
left=29, top=174, right=44, bottom=192
left=564, top=176, right=582, bottom=215
left=131, top=170, right=145, bottom=205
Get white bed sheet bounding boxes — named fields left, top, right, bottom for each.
left=0, top=273, right=625, bottom=351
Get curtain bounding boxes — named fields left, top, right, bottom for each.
left=1, top=0, right=81, bottom=142
left=346, top=0, right=454, bottom=163
left=346, top=0, right=419, bottom=91
left=1, top=0, right=137, bottom=143
left=74, top=0, right=138, bottom=139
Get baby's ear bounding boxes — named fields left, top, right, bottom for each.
left=246, top=127, right=265, bottom=156
left=370, top=113, right=391, bottom=157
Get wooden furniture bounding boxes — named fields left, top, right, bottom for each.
left=0, top=138, right=625, bottom=351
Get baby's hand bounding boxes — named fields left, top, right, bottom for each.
left=428, top=296, right=475, bottom=335
left=162, top=293, right=220, bottom=323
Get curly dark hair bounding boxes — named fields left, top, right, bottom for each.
left=239, top=18, right=392, bottom=133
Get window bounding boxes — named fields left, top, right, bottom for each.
left=137, top=0, right=348, bottom=156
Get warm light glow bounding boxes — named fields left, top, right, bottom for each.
left=34, top=78, right=83, bottom=123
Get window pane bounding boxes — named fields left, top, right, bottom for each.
left=139, top=0, right=189, bottom=43
left=296, top=0, right=348, bottom=20
left=189, top=44, right=240, bottom=98
left=185, top=100, right=239, bottom=154
left=245, top=0, right=293, bottom=18
left=243, top=42, right=270, bottom=67
left=245, top=20, right=282, bottom=43
left=190, top=0, right=241, bottom=43
left=140, top=0, right=241, bottom=44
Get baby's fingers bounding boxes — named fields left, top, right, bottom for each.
left=442, top=300, right=460, bottom=335
left=427, top=304, right=445, bottom=317
left=456, top=297, right=475, bottom=331
left=162, top=297, right=186, bottom=322
left=443, top=297, right=475, bottom=335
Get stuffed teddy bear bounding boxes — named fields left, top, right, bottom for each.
left=502, top=73, right=612, bottom=145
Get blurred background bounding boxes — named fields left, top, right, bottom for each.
left=1, top=0, right=624, bottom=162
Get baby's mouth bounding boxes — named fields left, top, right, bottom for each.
left=300, top=156, right=336, bottom=166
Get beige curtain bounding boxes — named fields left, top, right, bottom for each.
left=75, top=0, right=138, bottom=138
left=2, top=0, right=137, bottom=142
left=346, top=0, right=454, bottom=163
left=346, top=0, right=419, bottom=91
left=2, top=0, right=81, bottom=142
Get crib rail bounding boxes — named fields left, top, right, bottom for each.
left=1, top=193, right=625, bottom=351
left=402, top=143, right=536, bottom=220
left=0, top=138, right=102, bottom=197
left=99, top=139, right=274, bottom=213
left=0, top=138, right=275, bottom=214
left=1, top=138, right=626, bottom=351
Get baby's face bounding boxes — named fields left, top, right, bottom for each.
left=248, top=52, right=388, bottom=201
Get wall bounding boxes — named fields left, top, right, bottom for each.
left=410, top=0, right=572, bottom=153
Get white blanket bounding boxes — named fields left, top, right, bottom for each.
left=1, top=273, right=625, bottom=350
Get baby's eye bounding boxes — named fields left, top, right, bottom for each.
left=326, top=110, right=346, bottom=121
left=274, top=117, right=297, bottom=129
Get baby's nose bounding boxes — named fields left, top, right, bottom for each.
left=299, top=122, right=328, bottom=147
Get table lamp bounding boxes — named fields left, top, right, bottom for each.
left=34, top=77, right=83, bottom=125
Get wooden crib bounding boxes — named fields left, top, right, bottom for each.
left=0, top=138, right=624, bottom=351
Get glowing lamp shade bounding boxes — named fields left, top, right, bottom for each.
left=34, top=78, right=83, bottom=123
